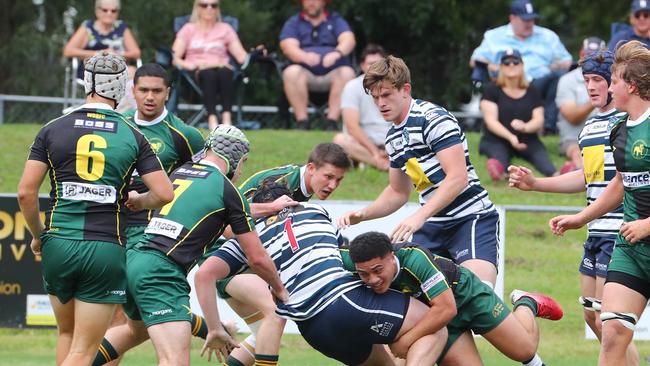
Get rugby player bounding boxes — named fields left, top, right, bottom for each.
left=17, top=51, right=174, bottom=365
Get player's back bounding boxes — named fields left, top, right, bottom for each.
left=239, top=164, right=309, bottom=202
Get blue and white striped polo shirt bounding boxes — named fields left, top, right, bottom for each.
left=385, top=99, right=494, bottom=221
left=215, top=202, right=363, bottom=321
left=578, top=108, right=625, bottom=237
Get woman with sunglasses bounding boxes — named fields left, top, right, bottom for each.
left=173, top=0, right=257, bottom=129
left=63, top=0, right=141, bottom=78
left=549, top=40, right=650, bottom=366
left=479, top=48, right=556, bottom=181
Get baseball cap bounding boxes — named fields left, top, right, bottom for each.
left=582, top=37, right=606, bottom=56
left=631, top=0, right=650, bottom=13
left=510, top=0, right=539, bottom=20
left=500, top=48, right=523, bottom=63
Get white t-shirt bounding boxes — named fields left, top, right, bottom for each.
left=340, top=75, right=390, bottom=146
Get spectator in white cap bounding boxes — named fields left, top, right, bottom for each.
left=556, top=37, right=607, bottom=175
left=470, top=0, right=572, bottom=134
left=608, top=0, right=650, bottom=51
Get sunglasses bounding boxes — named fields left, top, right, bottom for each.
left=198, top=2, right=219, bottom=8
left=501, top=59, right=521, bottom=66
left=99, top=7, right=118, bottom=13
left=635, top=10, right=650, bottom=18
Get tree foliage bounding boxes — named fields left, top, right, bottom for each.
left=0, top=0, right=630, bottom=108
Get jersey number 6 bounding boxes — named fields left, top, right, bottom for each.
left=75, top=134, right=107, bottom=181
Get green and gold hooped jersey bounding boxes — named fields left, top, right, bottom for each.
left=28, top=104, right=163, bottom=244
left=142, top=160, right=255, bottom=272
left=124, top=110, right=204, bottom=227
left=239, top=164, right=310, bottom=202
left=340, top=243, right=458, bottom=304
left=611, top=110, right=650, bottom=245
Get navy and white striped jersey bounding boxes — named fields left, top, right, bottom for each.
left=214, top=202, right=363, bottom=321
left=385, top=99, right=494, bottom=221
left=578, top=108, right=625, bottom=237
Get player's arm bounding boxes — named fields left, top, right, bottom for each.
left=391, top=143, right=467, bottom=242
left=339, top=167, right=411, bottom=228
left=508, top=165, right=585, bottom=193
left=396, top=288, right=456, bottom=350
left=17, top=160, right=48, bottom=255
left=128, top=170, right=174, bottom=210
left=236, top=231, right=288, bottom=301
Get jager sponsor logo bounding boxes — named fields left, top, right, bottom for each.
left=421, top=272, right=444, bottom=293
left=632, top=140, right=648, bottom=159
left=0, top=282, right=21, bottom=295
left=145, top=217, right=183, bottom=239
left=622, top=171, right=650, bottom=188
left=62, top=182, right=117, bottom=203
left=149, top=137, right=165, bottom=154
left=175, top=167, right=210, bottom=179
left=73, top=118, right=117, bottom=132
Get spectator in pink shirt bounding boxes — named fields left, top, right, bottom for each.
left=172, top=0, right=251, bottom=129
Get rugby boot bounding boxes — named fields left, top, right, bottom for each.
left=510, top=289, right=564, bottom=321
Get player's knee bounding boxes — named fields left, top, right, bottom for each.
left=600, top=312, right=637, bottom=352
left=508, top=340, right=537, bottom=362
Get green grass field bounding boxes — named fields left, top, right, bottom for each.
left=1, top=124, right=648, bottom=365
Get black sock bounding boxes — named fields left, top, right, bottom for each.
left=190, top=313, right=208, bottom=339
left=226, top=355, right=246, bottom=366
left=254, top=353, right=279, bottom=366
left=93, top=338, right=119, bottom=366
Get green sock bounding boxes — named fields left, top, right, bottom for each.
left=226, top=355, right=246, bottom=366
left=190, top=313, right=208, bottom=339
left=255, top=354, right=279, bottom=366
left=93, top=338, right=119, bottom=366
left=514, top=296, right=539, bottom=316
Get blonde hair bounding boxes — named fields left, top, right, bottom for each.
left=95, top=0, right=120, bottom=9
left=495, top=61, right=529, bottom=89
left=362, top=55, right=411, bottom=94
left=612, top=40, right=650, bottom=101
left=190, top=0, right=221, bottom=24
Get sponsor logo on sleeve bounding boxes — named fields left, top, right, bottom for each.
left=62, top=182, right=117, bottom=203
left=621, top=171, right=650, bottom=188
left=145, top=217, right=184, bottom=239
left=420, top=272, right=445, bottom=293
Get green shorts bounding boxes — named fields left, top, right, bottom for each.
left=125, top=225, right=146, bottom=251
left=41, top=235, right=126, bottom=305
left=123, top=247, right=192, bottom=327
left=607, top=242, right=650, bottom=298
left=439, top=269, right=511, bottom=361
left=216, top=276, right=234, bottom=299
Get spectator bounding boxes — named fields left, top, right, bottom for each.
left=332, top=44, right=390, bottom=171
left=172, top=0, right=254, bottom=130
left=470, top=0, right=572, bottom=133
left=63, top=0, right=141, bottom=79
left=608, top=0, right=650, bottom=51
left=279, top=0, right=356, bottom=130
left=479, top=48, right=556, bottom=181
left=556, top=37, right=607, bottom=175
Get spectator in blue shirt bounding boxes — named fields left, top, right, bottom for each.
left=608, top=0, right=650, bottom=51
left=279, top=0, right=356, bottom=130
left=470, top=0, right=572, bottom=134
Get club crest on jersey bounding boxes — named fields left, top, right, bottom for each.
left=149, top=138, right=165, bottom=154
left=632, top=140, right=648, bottom=160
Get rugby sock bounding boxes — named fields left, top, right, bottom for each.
left=93, top=338, right=119, bottom=366
left=190, top=312, right=208, bottom=339
left=254, top=354, right=279, bottom=366
left=513, top=296, right=539, bottom=316
left=226, top=356, right=246, bottom=366
left=522, top=354, right=544, bottom=366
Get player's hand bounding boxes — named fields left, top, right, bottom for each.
left=389, top=334, right=413, bottom=359
left=271, top=195, right=299, bottom=212
left=509, top=135, right=528, bottom=151
left=302, top=52, right=321, bottom=67
left=338, top=210, right=365, bottom=229
left=271, top=286, right=289, bottom=303
left=620, top=218, right=650, bottom=244
left=549, top=214, right=585, bottom=236
left=322, top=51, right=341, bottom=68
left=200, top=327, right=239, bottom=363
left=125, top=190, right=144, bottom=212
left=391, top=213, right=426, bottom=243
left=507, top=165, right=536, bottom=191
left=30, top=238, right=42, bottom=256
